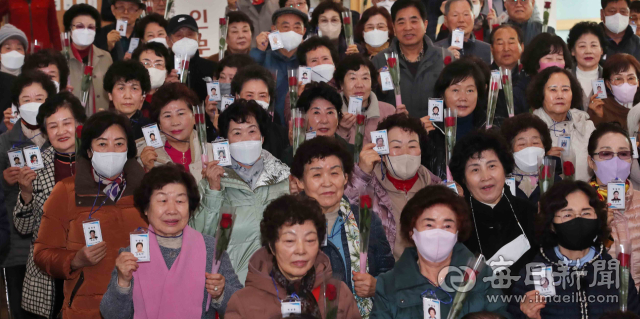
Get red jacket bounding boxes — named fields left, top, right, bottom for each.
left=0, top=0, right=61, bottom=50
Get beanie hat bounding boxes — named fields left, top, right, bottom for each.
left=0, top=24, right=28, bottom=50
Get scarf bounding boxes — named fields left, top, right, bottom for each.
left=132, top=225, right=206, bottom=319
left=386, top=171, right=418, bottom=193
left=92, top=169, right=127, bottom=202
left=21, top=123, right=47, bottom=148
left=272, top=263, right=321, bottom=318
left=365, top=42, right=389, bottom=59
left=231, top=157, right=264, bottom=190
left=513, top=167, right=538, bottom=198
left=589, top=179, right=631, bottom=202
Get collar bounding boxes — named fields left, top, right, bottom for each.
left=601, top=22, right=635, bottom=46
left=553, top=246, right=596, bottom=268
left=397, top=38, right=426, bottom=63
left=365, top=41, right=390, bottom=57
left=386, top=170, right=419, bottom=193
left=0, top=64, right=21, bottom=76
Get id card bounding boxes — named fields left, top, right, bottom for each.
left=128, top=38, right=140, bottom=54
left=428, top=99, right=443, bottom=122
left=8, top=148, right=24, bottom=168
left=268, top=31, right=284, bottom=50
left=371, top=130, right=389, bottom=155
left=298, top=66, right=311, bottom=85
left=446, top=182, right=459, bottom=194
left=207, top=81, right=221, bottom=101
left=83, top=219, right=103, bottom=246
left=491, top=70, right=502, bottom=89
left=608, top=181, right=626, bottom=210
left=347, top=96, right=363, bottom=115
left=23, top=146, right=44, bottom=170
left=130, top=232, right=150, bottom=262
left=142, top=123, right=163, bottom=148
left=281, top=296, right=301, bottom=317
left=221, top=95, right=235, bottom=112
left=212, top=139, right=232, bottom=166
left=423, top=297, right=441, bottom=319
left=9, top=105, right=19, bottom=124
left=306, top=131, right=317, bottom=140
left=116, top=20, right=128, bottom=36
left=632, top=137, right=639, bottom=159
left=506, top=177, right=516, bottom=196
left=380, top=71, right=394, bottom=91
left=592, top=79, right=607, bottom=99
left=534, top=266, right=556, bottom=297
left=451, top=29, right=465, bottom=49
left=558, top=135, right=571, bottom=157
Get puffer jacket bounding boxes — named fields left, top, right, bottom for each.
left=609, top=188, right=640, bottom=290
left=33, top=156, right=148, bottom=319
left=225, top=247, right=362, bottom=319
left=336, top=92, right=396, bottom=145
left=626, top=104, right=640, bottom=190
left=189, top=149, right=289, bottom=284
left=533, top=108, right=595, bottom=182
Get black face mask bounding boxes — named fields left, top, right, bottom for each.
left=553, top=217, right=600, bottom=251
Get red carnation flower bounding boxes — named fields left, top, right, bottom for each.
left=76, top=125, right=83, bottom=138
left=544, top=1, right=551, bottom=9
left=220, top=18, right=227, bottom=25
left=220, top=213, right=233, bottom=229
left=563, top=161, right=575, bottom=176
left=360, top=195, right=372, bottom=209
left=619, top=252, right=631, bottom=267
left=356, top=114, right=365, bottom=125
left=84, top=65, right=94, bottom=76
left=502, top=74, right=509, bottom=85
left=294, top=117, right=305, bottom=128
left=491, top=82, right=499, bottom=91
left=444, top=56, right=452, bottom=65
left=326, top=284, right=337, bottom=301
left=289, top=76, right=297, bottom=86
left=541, top=166, right=552, bottom=179
left=387, top=57, right=397, bottom=68
left=343, top=16, right=351, bottom=24
left=444, top=116, right=455, bottom=127
left=146, top=5, right=152, bottom=13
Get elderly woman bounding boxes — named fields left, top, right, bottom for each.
left=189, top=99, right=290, bottom=284
left=34, top=112, right=148, bottom=318
left=588, top=54, right=640, bottom=131
left=501, top=113, right=562, bottom=206
left=529, top=67, right=594, bottom=182
left=12, top=92, right=86, bottom=318
left=137, top=82, right=211, bottom=181
left=225, top=194, right=361, bottom=319
left=131, top=42, right=173, bottom=117
left=567, top=21, right=606, bottom=111
left=336, top=54, right=401, bottom=145
left=423, top=58, right=486, bottom=180
left=100, top=164, right=243, bottom=318
left=282, top=82, right=354, bottom=166
left=134, top=13, right=168, bottom=46
left=63, top=4, right=113, bottom=116
left=371, top=185, right=508, bottom=318
left=291, top=136, right=394, bottom=318
left=449, top=129, right=537, bottom=277
left=509, top=180, right=640, bottom=318
left=310, top=1, right=362, bottom=60
left=345, top=114, right=441, bottom=260
left=354, top=6, right=394, bottom=59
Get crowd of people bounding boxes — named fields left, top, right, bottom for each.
left=3, top=0, right=640, bottom=318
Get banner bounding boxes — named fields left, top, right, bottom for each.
left=175, top=0, right=225, bottom=57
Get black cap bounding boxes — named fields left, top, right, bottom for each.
left=112, top=0, right=146, bottom=10
left=271, top=7, right=308, bottom=27
left=167, top=14, right=199, bottom=35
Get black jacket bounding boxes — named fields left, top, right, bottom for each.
left=181, top=51, right=217, bottom=103
left=95, top=22, right=138, bottom=62
left=262, top=116, right=289, bottom=162
left=601, top=23, right=640, bottom=62
left=0, top=72, right=15, bottom=122
left=491, top=63, right=529, bottom=123
left=129, top=110, right=152, bottom=140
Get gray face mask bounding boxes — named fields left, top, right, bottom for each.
left=220, top=82, right=232, bottom=96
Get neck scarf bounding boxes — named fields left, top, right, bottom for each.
left=21, top=123, right=47, bottom=148
left=365, top=42, right=389, bottom=59
left=272, top=263, right=321, bottom=318
left=589, top=179, right=631, bottom=202
left=92, top=169, right=127, bottom=202
left=132, top=225, right=206, bottom=319
left=513, top=166, right=538, bottom=198
left=385, top=170, right=419, bottom=193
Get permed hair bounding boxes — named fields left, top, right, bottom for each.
left=23, top=49, right=70, bottom=88
left=290, top=136, right=354, bottom=179
left=449, top=129, right=514, bottom=186
left=36, top=92, right=87, bottom=136
left=134, top=163, right=201, bottom=219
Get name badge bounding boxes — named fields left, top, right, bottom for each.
left=534, top=265, right=556, bottom=297
left=23, top=145, right=44, bottom=170
left=130, top=232, right=150, bottom=262
left=428, top=99, right=443, bottom=122
left=422, top=291, right=441, bottom=319
left=506, top=177, right=516, bottom=196
left=380, top=71, right=394, bottom=91
left=348, top=96, right=363, bottom=115
left=608, top=181, right=626, bottom=210
left=558, top=135, right=571, bottom=157
left=371, top=130, right=389, bottom=155
left=221, top=95, right=235, bottom=112
left=212, top=139, right=232, bottom=167
left=83, top=219, right=103, bottom=246
left=281, top=295, right=301, bottom=317
left=142, top=123, right=163, bottom=148
left=207, top=81, right=221, bottom=101
left=8, top=148, right=24, bottom=168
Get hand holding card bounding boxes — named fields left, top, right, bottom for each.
left=370, top=130, right=389, bottom=155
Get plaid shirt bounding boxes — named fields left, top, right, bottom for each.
left=13, top=146, right=59, bottom=317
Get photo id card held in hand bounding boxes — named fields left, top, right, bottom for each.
left=83, top=219, right=103, bottom=246
left=212, top=139, right=231, bottom=167
left=506, top=177, right=516, bottom=196
left=142, top=123, right=163, bottom=148
left=268, top=31, right=284, bottom=50
left=8, top=148, right=24, bottom=168
left=558, top=135, right=571, bottom=157
left=221, top=95, right=235, bottom=112
left=207, top=81, right=221, bottom=101
left=116, top=19, right=128, bottom=36
left=608, top=181, right=626, bottom=210
left=298, top=66, right=311, bottom=85
left=348, top=96, right=363, bottom=115
left=451, top=29, right=464, bottom=49
left=380, top=71, right=394, bottom=91
left=9, top=105, right=19, bottom=124
left=130, top=232, right=150, bottom=262
left=592, top=79, right=607, bottom=99
left=23, top=146, right=44, bottom=170
left=371, top=130, right=389, bottom=155
left=534, top=265, right=556, bottom=297
left=428, top=99, right=443, bottom=122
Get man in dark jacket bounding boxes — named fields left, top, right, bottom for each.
left=95, top=0, right=144, bottom=62
left=435, top=0, right=491, bottom=64
left=504, top=0, right=554, bottom=45
left=600, top=0, right=640, bottom=61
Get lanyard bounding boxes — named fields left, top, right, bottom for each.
left=12, top=131, right=43, bottom=149
left=328, top=210, right=351, bottom=239
left=87, top=179, right=107, bottom=219
left=133, top=226, right=183, bottom=238
left=421, top=281, right=453, bottom=304
left=271, top=276, right=300, bottom=303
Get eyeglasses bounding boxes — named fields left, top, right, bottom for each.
left=72, top=23, right=97, bottom=31
left=592, top=150, right=633, bottom=160
left=114, top=5, right=140, bottom=13
left=611, top=75, right=638, bottom=86
left=142, top=61, right=166, bottom=69
left=554, top=210, right=596, bottom=223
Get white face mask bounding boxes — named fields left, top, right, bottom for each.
left=605, top=13, right=630, bottom=34
left=310, top=64, right=335, bottom=82
left=172, top=37, right=199, bottom=58
left=53, top=81, right=60, bottom=93
left=91, top=150, right=129, bottom=178
left=318, top=22, right=341, bottom=40
left=513, top=147, right=545, bottom=173
left=148, top=67, right=166, bottom=89
left=255, top=100, right=270, bottom=110
left=148, top=37, right=169, bottom=48
left=230, top=140, right=262, bottom=165
left=18, top=102, right=42, bottom=125
left=473, top=2, right=481, bottom=17
left=376, top=0, right=393, bottom=13
left=384, top=154, right=421, bottom=180
left=412, top=228, right=458, bottom=263
left=279, top=30, right=304, bottom=52
left=72, top=29, right=96, bottom=47
left=0, top=50, right=25, bottom=69
left=363, top=29, right=389, bottom=48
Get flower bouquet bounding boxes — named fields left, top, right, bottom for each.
left=444, top=108, right=457, bottom=183
left=486, top=72, right=500, bottom=129
left=80, top=65, right=93, bottom=107
left=538, top=156, right=556, bottom=195
left=206, top=207, right=236, bottom=310
left=60, top=32, right=71, bottom=62
left=542, top=1, right=551, bottom=33
left=193, top=103, right=208, bottom=165
left=500, top=67, right=514, bottom=118
left=341, top=11, right=354, bottom=46
left=353, top=103, right=365, bottom=164
left=447, top=255, right=486, bottom=319
left=164, top=0, right=174, bottom=19
left=219, top=18, right=228, bottom=60
left=359, top=187, right=374, bottom=274
left=384, top=52, right=401, bottom=106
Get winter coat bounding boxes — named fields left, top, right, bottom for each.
left=370, top=245, right=510, bottom=319
left=588, top=97, right=632, bottom=131
left=33, top=156, right=148, bottom=319
left=601, top=23, right=640, bottom=62
left=608, top=188, right=640, bottom=291
left=69, top=45, right=113, bottom=117
left=225, top=247, right=362, bottom=319
left=508, top=18, right=556, bottom=46
left=533, top=107, right=596, bottom=182
left=189, top=149, right=290, bottom=283
left=336, top=92, right=396, bottom=145
left=571, top=65, right=604, bottom=111
left=0, top=0, right=61, bottom=50
left=626, top=104, right=640, bottom=189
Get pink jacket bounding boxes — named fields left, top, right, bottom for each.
left=610, top=189, right=640, bottom=290
left=336, top=92, right=396, bottom=144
